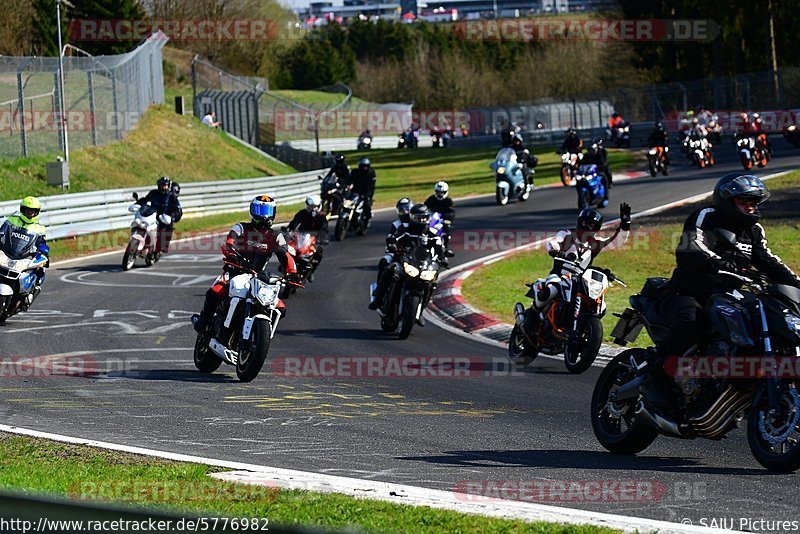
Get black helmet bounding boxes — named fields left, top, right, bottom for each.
left=577, top=207, right=603, bottom=233
left=359, top=157, right=371, bottom=168
left=593, top=137, right=604, bottom=147
left=655, top=121, right=664, bottom=130
left=713, top=173, right=770, bottom=227
left=512, top=133, right=523, bottom=146
left=408, top=203, right=430, bottom=233
left=157, top=176, right=171, bottom=191
left=335, top=153, right=345, bottom=165
left=395, top=197, right=414, bottom=223
left=566, top=128, right=576, bottom=137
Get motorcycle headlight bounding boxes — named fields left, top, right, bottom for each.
left=623, top=126, right=629, bottom=132
left=497, top=167, right=506, bottom=175
left=648, top=148, right=657, bottom=155
left=253, top=280, right=279, bottom=306
left=420, top=269, right=437, bottom=281
left=586, top=279, right=605, bottom=300
left=403, top=262, right=420, bottom=278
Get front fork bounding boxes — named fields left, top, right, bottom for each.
left=757, top=298, right=781, bottom=412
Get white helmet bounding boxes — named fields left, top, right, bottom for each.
left=305, top=195, right=321, bottom=215
left=434, top=180, right=449, bottom=200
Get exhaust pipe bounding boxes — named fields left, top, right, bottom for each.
left=636, top=401, right=682, bottom=437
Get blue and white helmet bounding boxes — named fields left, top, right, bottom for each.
left=250, top=195, right=277, bottom=226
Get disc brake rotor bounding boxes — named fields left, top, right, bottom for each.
left=759, top=388, right=800, bottom=446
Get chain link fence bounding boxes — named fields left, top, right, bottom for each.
left=0, top=32, right=167, bottom=159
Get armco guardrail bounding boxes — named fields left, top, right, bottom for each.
left=0, top=170, right=325, bottom=240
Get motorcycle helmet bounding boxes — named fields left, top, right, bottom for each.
left=395, top=197, right=414, bottom=223
left=157, top=176, right=171, bottom=192
left=576, top=207, right=603, bottom=236
left=335, top=153, right=345, bottom=165
left=408, top=203, right=431, bottom=234
left=655, top=121, right=664, bottom=131
left=250, top=195, right=277, bottom=228
left=566, top=128, right=577, bottom=137
left=305, top=195, right=321, bottom=216
left=19, top=196, right=42, bottom=224
left=434, top=180, right=449, bottom=200
left=713, top=173, right=770, bottom=227
left=358, top=157, right=371, bottom=169
left=512, top=133, right=523, bottom=147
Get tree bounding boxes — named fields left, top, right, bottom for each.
left=32, top=0, right=64, bottom=56
left=68, top=0, right=147, bottom=55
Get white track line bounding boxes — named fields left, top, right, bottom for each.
left=0, top=425, right=741, bottom=534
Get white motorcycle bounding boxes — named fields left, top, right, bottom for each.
left=193, top=251, right=302, bottom=382
left=560, top=151, right=583, bottom=186
left=0, top=221, right=49, bottom=322
left=122, top=193, right=169, bottom=271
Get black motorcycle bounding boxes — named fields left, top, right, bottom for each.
left=334, top=185, right=368, bottom=241
left=318, top=174, right=343, bottom=216
left=593, top=237, right=800, bottom=471
left=375, top=237, right=442, bottom=339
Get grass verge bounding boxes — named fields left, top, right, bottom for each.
left=0, top=433, right=616, bottom=534
left=0, top=106, right=295, bottom=202
left=462, top=171, right=800, bottom=349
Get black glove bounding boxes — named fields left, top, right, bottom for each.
left=712, top=259, right=738, bottom=275
left=386, top=243, right=397, bottom=253
left=548, top=249, right=559, bottom=258
left=619, top=202, right=632, bottom=230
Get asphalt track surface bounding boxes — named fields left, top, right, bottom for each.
left=2, top=140, right=800, bottom=530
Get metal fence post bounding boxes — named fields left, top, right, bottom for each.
left=87, top=71, right=97, bottom=146
left=111, top=71, right=121, bottom=141
left=16, top=71, right=27, bottom=157
left=53, top=72, right=63, bottom=154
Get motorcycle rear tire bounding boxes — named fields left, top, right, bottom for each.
left=236, top=319, right=271, bottom=382
left=398, top=294, right=420, bottom=339
left=508, top=323, right=539, bottom=365
left=193, top=331, right=222, bottom=373
left=591, top=349, right=659, bottom=454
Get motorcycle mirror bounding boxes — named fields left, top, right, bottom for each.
left=317, top=175, right=323, bottom=180
left=132, top=192, right=139, bottom=200
left=714, top=228, right=738, bottom=249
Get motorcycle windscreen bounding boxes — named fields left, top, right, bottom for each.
left=495, top=147, right=516, bottom=164
left=138, top=202, right=158, bottom=217
left=577, top=164, right=597, bottom=175
left=0, top=221, right=39, bottom=260
left=405, top=241, right=437, bottom=270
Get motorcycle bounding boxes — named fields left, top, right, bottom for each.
left=370, top=235, right=442, bottom=339
left=784, top=125, right=800, bottom=148
left=0, top=221, right=49, bottom=323
left=334, top=185, right=369, bottom=241
left=284, top=230, right=322, bottom=287
left=646, top=146, right=669, bottom=176
left=737, top=135, right=768, bottom=171
left=560, top=151, right=582, bottom=186
left=357, top=133, right=372, bottom=150
left=193, top=250, right=301, bottom=382
left=706, top=115, right=723, bottom=144
left=508, top=257, right=625, bottom=373
left=318, top=174, right=343, bottom=217
left=594, top=260, right=800, bottom=472
left=689, top=136, right=714, bottom=168
left=574, top=164, right=608, bottom=210
left=122, top=193, right=167, bottom=271
left=431, top=130, right=442, bottom=148
left=608, top=121, right=631, bottom=148
left=397, top=133, right=407, bottom=149
left=490, top=147, right=531, bottom=206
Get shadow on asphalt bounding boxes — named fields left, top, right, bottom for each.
left=398, top=449, right=768, bottom=476
left=59, top=263, right=124, bottom=273
left=88, top=369, right=239, bottom=383
left=280, top=327, right=389, bottom=341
